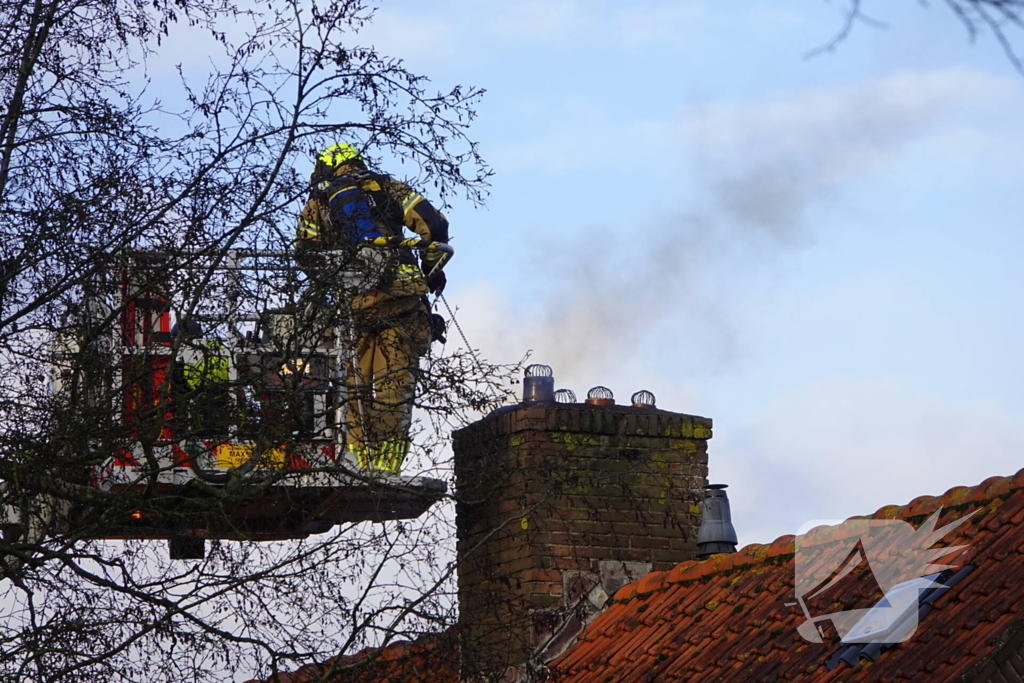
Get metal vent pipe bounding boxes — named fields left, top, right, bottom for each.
left=696, top=484, right=738, bottom=559
left=523, top=364, right=555, bottom=403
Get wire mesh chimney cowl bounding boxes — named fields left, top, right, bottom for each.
left=585, top=386, right=614, bottom=406
left=553, top=388, right=576, bottom=404
left=631, top=390, right=656, bottom=409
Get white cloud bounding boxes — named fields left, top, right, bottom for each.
left=495, top=67, right=1010, bottom=199
left=611, top=2, right=706, bottom=48
left=137, top=13, right=255, bottom=76
left=472, top=0, right=704, bottom=47
left=358, top=0, right=706, bottom=59
left=482, top=1, right=593, bottom=43
left=356, top=10, right=456, bottom=60
left=357, top=1, right=591, bottom=57
left=914, top=126, right=994, bottom=169
left=489, top=105, right=672, bottom=173
left=714, top=377, right=1024, bottom=547
left=748, top=3, right=805, bottom=28
left=681, top=66, right=1012, bottom=240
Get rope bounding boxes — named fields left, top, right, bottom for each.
left=437, top=292, right=488, bottom=376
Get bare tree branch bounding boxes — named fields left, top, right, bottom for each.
left=0, top=1, right=514, bottom=680
left=814, top=0, right=1024, bottom=74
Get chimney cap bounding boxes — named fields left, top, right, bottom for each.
left=522, top=364, right=555, bottom=403
left=554, top=388, right=576, bottom=403
left=585, top=385, right=614, bottom=406
left=631, top=390, right=656, bottom=408
left=697, top=482, right=738, bottom=559
left=525, top=364, right=553, bottom=378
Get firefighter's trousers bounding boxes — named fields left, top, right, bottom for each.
left=346, top=307, right=430, bottom=472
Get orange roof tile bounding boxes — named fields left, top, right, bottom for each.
left=241, top=632, right=458, bottom=683
left=546, top=467, right=1024, bottom=682
left=250, top=468, right=1024, bottom=683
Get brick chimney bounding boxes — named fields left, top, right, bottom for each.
left=453, top=390, right=710, bottom=679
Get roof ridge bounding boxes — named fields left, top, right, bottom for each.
left=241, top=630, right=456, bottom=683
left=334, top=630, right=453, bottom=664
left=611, top=466, right=1024, bottom=604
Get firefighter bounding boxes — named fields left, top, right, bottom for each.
left=296, top=143, right=449, bottom=474
left=172, top=321, right=231, bottom=438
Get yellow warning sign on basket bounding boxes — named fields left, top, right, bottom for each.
left=215, top=443, right=286, bottom=469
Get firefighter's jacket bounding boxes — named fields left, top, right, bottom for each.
left=297, top=162, right=449, bottom=319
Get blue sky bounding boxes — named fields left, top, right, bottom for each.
left=348, top=1, right=1024, bottom=545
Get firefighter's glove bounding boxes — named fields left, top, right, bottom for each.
left=429, top=313, right=447, bottom=344
left=427, top=269, right=447, bottom=295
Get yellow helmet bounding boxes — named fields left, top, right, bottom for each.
left=311, top=143, right=364, bottom=183
left=319, top=142, right=362, bottom=166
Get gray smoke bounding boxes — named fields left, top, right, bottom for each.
left=528, top=215, right=729, bottom=382
left=460, top=67, right=1006, bottom=387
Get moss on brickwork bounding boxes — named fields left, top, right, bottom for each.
left=671, top=440, right=698, bottom=453
left=549, top=432, right=601, bottom=451
left=453, top=402, right=712, bottom=677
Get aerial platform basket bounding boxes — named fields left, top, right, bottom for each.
left=10, top=244, right=452, bottom=559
